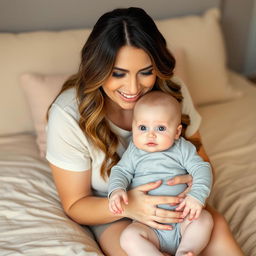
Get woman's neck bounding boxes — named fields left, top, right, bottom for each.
left=105, top=101, right=133, bottom=131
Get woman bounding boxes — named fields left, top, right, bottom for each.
left=46, top=7, right=244, bottom=256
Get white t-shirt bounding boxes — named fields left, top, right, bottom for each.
left=46, top=76, right=201, bottom=195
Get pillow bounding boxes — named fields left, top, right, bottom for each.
left=156, top=8, right=242, bottom=106
left=0, top=29, right=90, bottom=135
left=0, top=8, right=241, bottom=136
left=20, top=73, right=70, bottom=157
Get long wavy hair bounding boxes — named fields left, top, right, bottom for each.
left=49, top=7, right=192, bottom=179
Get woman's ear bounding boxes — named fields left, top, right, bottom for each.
left=175, top=124, right=182, bottom=139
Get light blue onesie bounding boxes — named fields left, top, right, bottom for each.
left=108, top=137, right=212, bottom=255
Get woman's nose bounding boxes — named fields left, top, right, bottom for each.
left=127, top=76, right=139, bottom=94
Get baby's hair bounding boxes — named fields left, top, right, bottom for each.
left=134, top=91, right=182, bottom=123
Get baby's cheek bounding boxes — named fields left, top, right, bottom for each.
left=158, top=135, right=174, bottom=150
left=133, top=134, right=144, bottom=148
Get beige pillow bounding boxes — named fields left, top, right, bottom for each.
left=156, top=8, right=242, bottom=106
left=0, top=8, right=241, bottom=136
left=0, top=29, right=90, bottom=135
left=20, top=73, right=70, bottom=157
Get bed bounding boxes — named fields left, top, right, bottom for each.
left=1, top=3, right=256, bottom=256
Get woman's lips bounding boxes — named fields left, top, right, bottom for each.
left=118, top=91, right=141, bottom=102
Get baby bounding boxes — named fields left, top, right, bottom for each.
left=108, top=91, right=213, bottom=256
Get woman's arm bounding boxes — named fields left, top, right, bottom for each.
left=50, top=163, right=117, bottom=225
left=167, top=131, right=213, bottom=194
left=188, top=131, right=210, bottom=162
left=187, top=131, right=215, bottom=182
left=50, top=163, right=183, bottom=228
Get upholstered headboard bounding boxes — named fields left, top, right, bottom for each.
left=0, top=0, right=255, bottom=75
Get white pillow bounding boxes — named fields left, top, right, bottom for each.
left=20, top=73, right=70, bottom=157
left=156, top=8, right=241, bottom=106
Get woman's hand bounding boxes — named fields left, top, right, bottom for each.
left=167, top=174, right=193, bottom=198
left=122, top=180, right=183, bottom=230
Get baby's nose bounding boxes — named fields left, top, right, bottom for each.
left=148, top=130, right=156, bottom=138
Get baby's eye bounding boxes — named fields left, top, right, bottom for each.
left=138, top=125, right=148, bottom=131
left=155, top=126, right=166, bottom=132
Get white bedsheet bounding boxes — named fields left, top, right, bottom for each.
left=0, top=71, right=255, bottom=255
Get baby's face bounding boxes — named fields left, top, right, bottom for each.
left=132, top=104, right=181, bottom=152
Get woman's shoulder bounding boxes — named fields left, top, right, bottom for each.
left=170, top=75, right=202, bottom=137
left=51, top=87, right=80, bottom=121
left=170, top=75, right=188, bottom=95
left=54, top=87, right=77, bottom=109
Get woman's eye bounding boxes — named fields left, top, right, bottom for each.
left=138, top=125, right=147, bottom=131
left=140, top=69, right=153, bottom=76
left=112, top=72, right=125, bottom=78
left=156, top=126, right=166, bottom=132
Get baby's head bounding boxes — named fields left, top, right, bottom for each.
left=132, top=91, right=182, bottom=152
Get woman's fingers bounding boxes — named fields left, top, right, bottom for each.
left=146, top=194, right=181, bottom=205
left=151, top=207, right=184, bottom=223
left=125, top=185, right=184, bottom=229
left=178, top=186, right=191, bottom=198
left=147, top=220, right=173, bottom=231
left=167, top=175, right=192, bottom=186
left=136, top=180, right=162, bottom=193
left=152, top=215, right=183, bottom=224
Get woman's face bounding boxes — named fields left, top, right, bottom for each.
left=102, top=46, right=157, bottom=110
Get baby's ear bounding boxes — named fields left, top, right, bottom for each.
left=175, top=124, right=182, bottom=139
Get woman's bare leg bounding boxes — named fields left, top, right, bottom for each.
left=98, top=219, right=131, bottom=256
left=201, top=205, right=244, bottom=256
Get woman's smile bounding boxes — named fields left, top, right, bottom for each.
left=102, top=45, right=156, bottom=111
left=117, top=90, right=141, bottom=102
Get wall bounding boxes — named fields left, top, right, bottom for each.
left=0, top=0, right=255, bottom=75
left=221, top=0, right=256, bottom=76
left=0, top=0, right=220, bottom=32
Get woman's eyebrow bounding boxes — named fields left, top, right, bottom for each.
left=113, top=65, right=153, bottom=72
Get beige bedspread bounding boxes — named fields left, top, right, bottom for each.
left=199, top=71, right=256, bottom=256
left=0, top=71, right=255, bottom=255
left=0, top=134, right=103, bottom=255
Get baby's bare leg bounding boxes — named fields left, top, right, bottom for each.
left=176, top=210, right=213, bottom=256
left=120, top=221, right=164, bottom=256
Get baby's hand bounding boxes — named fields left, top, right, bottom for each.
left=108, top=189, right=128, bottom=214
left=176, top=195, right=203, bottom=221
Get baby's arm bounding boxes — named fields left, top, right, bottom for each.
left=178, top=138, right=212, bottom=220
left=176, top=195, right=203, bottom=220
left=108, top=189, right=128, bottom=214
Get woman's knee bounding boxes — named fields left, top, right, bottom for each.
left=210, top=208, right=230, bottom=231
left=98, top=220, right=131, bottom=256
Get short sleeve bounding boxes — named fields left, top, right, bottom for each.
left=172, top=76, right=202, bottom=137
left=46, top=103, right=91, bottom=171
